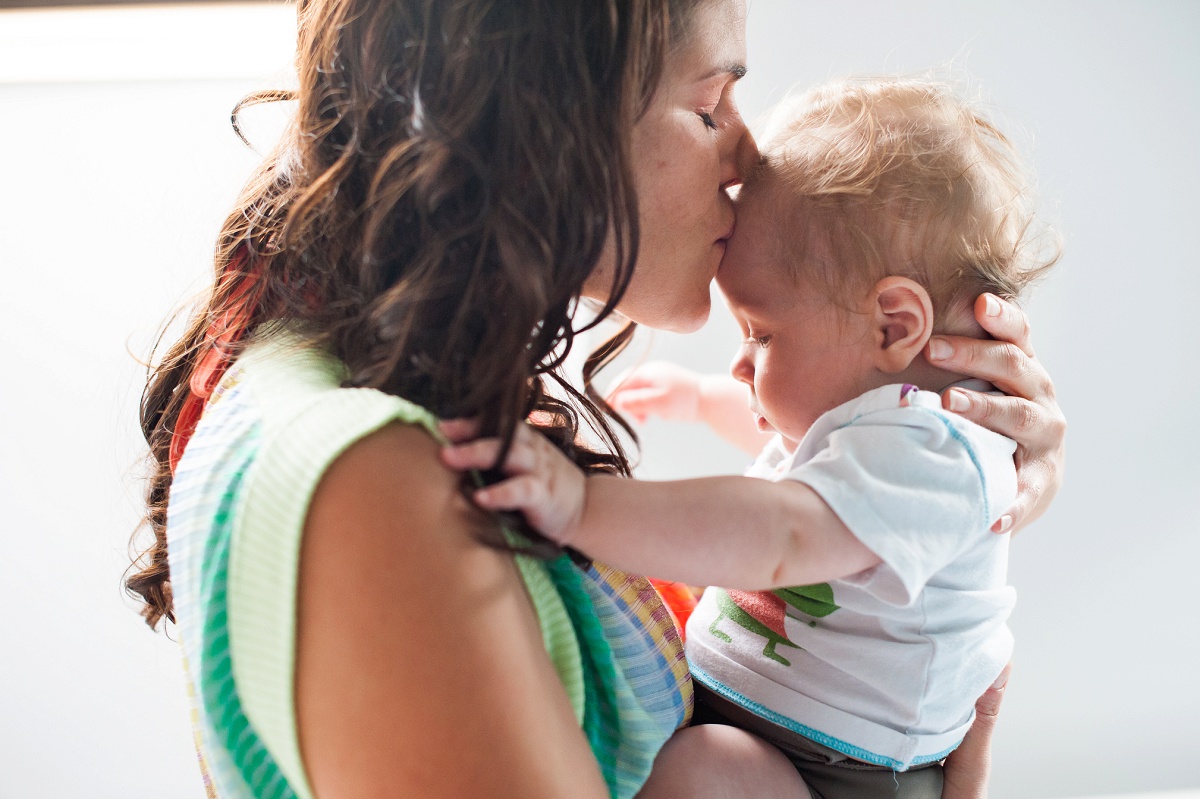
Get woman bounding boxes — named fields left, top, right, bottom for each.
left=127, top=1, right=1063, bottom=797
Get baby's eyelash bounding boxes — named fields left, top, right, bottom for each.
left=746, top=335, right=771, bottom=349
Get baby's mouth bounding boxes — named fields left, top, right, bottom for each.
left=749, top=404, right=773, bottom=433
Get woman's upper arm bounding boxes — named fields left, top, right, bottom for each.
left=294, top=422, right=606, bottom=799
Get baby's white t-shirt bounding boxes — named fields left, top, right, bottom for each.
left=685, top=383, right=1018, bottom=770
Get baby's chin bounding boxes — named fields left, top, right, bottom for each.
left=756, top=413, right=801, bottom=452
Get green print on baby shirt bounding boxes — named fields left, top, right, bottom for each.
left=708, top=586, right=840, bottom=667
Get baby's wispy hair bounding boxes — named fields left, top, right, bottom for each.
left=752, top=76, right=1061, bottom=328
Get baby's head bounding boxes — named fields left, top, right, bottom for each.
left=718, top=77, right=1059, bottom=443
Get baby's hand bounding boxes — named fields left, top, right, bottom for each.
left=607, top=361, right=704, bottom=424
left=439, top=419, right=587, bottom=545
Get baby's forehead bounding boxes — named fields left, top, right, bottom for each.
left=730, top=179, right=830, bottom=278
left=718, top=247, right=802, bottom=313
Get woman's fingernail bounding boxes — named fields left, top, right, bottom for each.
left=947, top=388, right=970, bottom=413
left=992, top=514, right=1013, bottom=534
left=984, top=294, right=1003, bottom=317
left=928, top=338, right=953, bottom=361
left=991, top=667, right=1011, bottom=690
left=474, top=488, right=491, bottom=504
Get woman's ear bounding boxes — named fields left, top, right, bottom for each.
left=870, top=276, right=935, bottom=373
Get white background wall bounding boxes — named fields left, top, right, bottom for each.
left=0, top=2, right=1196, bottom=797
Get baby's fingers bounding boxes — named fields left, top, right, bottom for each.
left=604, top=366, right=639, bottom=400
left=441, top=437, right=536, bottom=475
left=473, top=475, right=544, bottom=512
left=474, top=476, right=579, bottom=543
left=610, top=387, right=669, bottom=421
left=437, top=417, right=481, bottom=444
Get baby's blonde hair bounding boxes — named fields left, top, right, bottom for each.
left=754, top=77, right=1060, bottom=327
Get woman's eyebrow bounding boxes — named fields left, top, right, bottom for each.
left=705, top=63, right=748, bottom=81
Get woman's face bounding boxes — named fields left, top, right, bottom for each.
left=584, top=0, right=754, bottom=334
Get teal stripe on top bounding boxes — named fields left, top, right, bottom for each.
left=198, top=448, right=297, bottom=798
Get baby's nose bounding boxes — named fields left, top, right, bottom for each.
left=729, top=348, right=753, bottom=384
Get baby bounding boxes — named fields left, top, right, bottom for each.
left=444, top=77, right=1058, bottom=798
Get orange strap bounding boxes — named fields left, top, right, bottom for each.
left=169, top=251, right=263, bottom=474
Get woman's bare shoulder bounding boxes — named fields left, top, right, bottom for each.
left=294, top=421, right=606, bottom=798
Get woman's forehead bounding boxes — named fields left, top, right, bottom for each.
left=672, top=0, right=748, bottom=81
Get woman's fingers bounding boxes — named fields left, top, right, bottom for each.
left=942, top=663, right=1011, bottom=799
left=942, top=390, right=1057, bottom=444
left=928, top=337, right=1049, bottom=401
left=943, top=388, right=1065, bottom=532
left=930, top=294, right=1066, bottom=535
left=927, top=296, right=1052, bottom=401
left=999, top=458, right=1057, bottom=533
left=975, top=293, right=1034, bottom=357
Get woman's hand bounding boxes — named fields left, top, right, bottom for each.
left=439, top=419, right=588, bottom=545
left=926, top=294, right=1066, bottom=533
left=941, top=663, right=1011, bottom=799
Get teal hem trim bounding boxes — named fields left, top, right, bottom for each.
left=689, top=664, right=960, bottom=770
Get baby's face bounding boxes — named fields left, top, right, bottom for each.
left=716, top=182, right=877, bottom=446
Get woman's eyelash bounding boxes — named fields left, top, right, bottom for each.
left=699, top=111, right=718, bottom=130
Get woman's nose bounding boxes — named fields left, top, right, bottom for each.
left=720, top=119, right=759, bottom=192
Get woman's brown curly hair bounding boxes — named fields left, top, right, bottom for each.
left=128, top=0, right=705, bottom=629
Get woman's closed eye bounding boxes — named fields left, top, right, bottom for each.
left=698, top=111, right=718, bottom=130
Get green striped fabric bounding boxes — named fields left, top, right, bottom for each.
left=166, top=327, right=689, bottom=799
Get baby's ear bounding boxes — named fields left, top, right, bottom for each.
left=870, top=277, right=934, bottom=373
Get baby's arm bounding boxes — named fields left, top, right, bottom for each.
left=439, top=420, right=880, bottom=590
left=577, top=474, right=881, bottom=588
left=608, top=362, right=772, bottom=455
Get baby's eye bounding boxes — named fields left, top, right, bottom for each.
left=746, top=335, right=771, bottom=349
